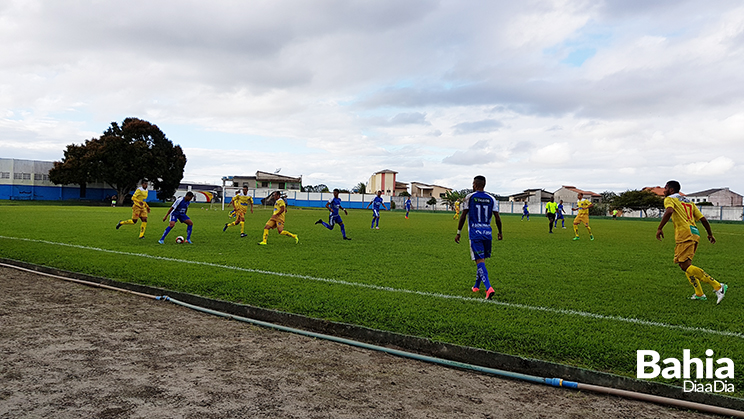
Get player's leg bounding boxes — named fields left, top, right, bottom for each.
left=139, top=215, right=148, bottom=238
left=584, top=222, right=593, bottom=240
left=259, top=220, right=274, bottom=245
left=339, top=220, right=350, bottom=240
left=278, top=222, right=299, bottom=243
left=573, top=220, right=580, bottom=239
left=159, top=220, right=176, bottom=244
left=185, top=218, right=193, bottom=243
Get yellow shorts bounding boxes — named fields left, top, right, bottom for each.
left=265, top=219, right=284, bottom=229
left=131, top=206, right=148, bottom=220
left=674, top=240, right=698, bottom=264
left=574, top=213, right=589, bottom=225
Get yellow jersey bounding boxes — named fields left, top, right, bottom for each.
left=132, top=187, right=149, bottom=209
left=545, top=201, right=558, bottom=213
left=454, top=201, right=460, bottom=211
left=576, top=199, right=591, bottom=215
left=273, top=198, right=286, bottom=222
left=235, top=194, right=253, bottom=209
left=664, top=194, right=703, bottom=243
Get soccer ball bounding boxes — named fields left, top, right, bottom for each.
left=175, top=236, right=185, bottom=244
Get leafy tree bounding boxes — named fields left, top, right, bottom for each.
left=398, top=191, right=410, bottom=197
left=612, top=189, right=664, bottom=217
left=302, top=184, right=330, bottom=193
left=353, top=182, right=367, bottom=194
left=49, top=118, right=186, bottom=202
left=442, top=190, right=463, bottom=210
left=426, top=197, right=438, bottom=207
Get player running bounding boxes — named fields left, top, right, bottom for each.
left=365, top=191, right=388, bottom=229
left=554, top=200, right=566, bottom=229
left=159, top=191, right=195, bottom=244
left=572, top=193, right=594, bottom=241
left=116, top=180, right=151, bottom=239
left=521, top=202, right=529, bottom=221
left=224, top=186, right=253, bottom=237
left=316, top=189, right=351, bottom=240
left=405, top=196, right=412, bottom=219
left=453, top=199, right=461, bottom=219
left=455, top=175, right=503, bottom=300
left=258, top=191, right=298, bottom=245
left=656, top=180, right=727, bottom=304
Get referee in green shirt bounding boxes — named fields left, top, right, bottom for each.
left=545, top=197, right=558, bottom=234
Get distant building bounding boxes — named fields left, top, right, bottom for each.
left=368, top=169, right=408, bottom=196
left=642, top=186, right=666, bottom=197
left=228, top=171, right=302, bottom=192
left=508, top=189, right=554, bottom=203
left=553, top=186, right=601, bottom=203
left=0, top=158, right=118, bottom=202
left=685, top=187, right=743, bottom=206
left=410, top=181, right=452, bottom=198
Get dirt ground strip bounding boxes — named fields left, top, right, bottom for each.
left=0, top=266, right=726, bottom=419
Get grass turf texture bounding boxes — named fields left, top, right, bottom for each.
left=1, top=203, right=742, bottom=397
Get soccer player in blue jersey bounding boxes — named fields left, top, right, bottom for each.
left=365, top=191, right=388, bottom=229
left=405, top=196, right=412, bottom=219
left=554, top=199, right=566, bottom=229
left=316, top=189, right=351, bottom=240
left=455, top=176, right=503, bottom=300
left=159, top=192, right=194, bottom=244
left=521, top=202, right=530, bottom=221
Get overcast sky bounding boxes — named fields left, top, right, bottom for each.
left=2, top=0, right=743, bottom=196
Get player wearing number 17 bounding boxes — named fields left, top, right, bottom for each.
left=656, top=180, right=727, bottom=304
left=455, top=175, right=503, bottom=300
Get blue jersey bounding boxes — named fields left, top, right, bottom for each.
left=462, top=191, right=498, bottom=239
left=171, top=197, right=191, bottom=215
left=405, top=199, right=411, bottom=210
left=523, top=203, right=529, bottom=213
left=328, top=197, right=343, bottom=216
left=556, top=203, right=565, bottom=218
left=371, top=196, right=383, bottom=210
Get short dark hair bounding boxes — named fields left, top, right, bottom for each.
left=666, top=180, right=681, bottom=193
left=185, top=191, right=194, bottom=197
left=473, top=175, right=486, bottom=188
left=333, top=188, right=340, bottom=193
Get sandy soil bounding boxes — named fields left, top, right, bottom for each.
left=0, top=266, right=721, bottom=418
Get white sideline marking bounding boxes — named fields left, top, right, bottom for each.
left=2, top=235, right=741, bottom=340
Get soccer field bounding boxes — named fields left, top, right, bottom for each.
left=1, top=203, right=742, bottom=397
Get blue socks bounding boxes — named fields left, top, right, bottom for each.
left=476, top=262, right=491, bottom=289
left=322, top=221, right=333, bottom=230
left=341, top=224, right=347, bottom=238
left=186, top=224, right=192, bottom=240
left=160, top=226, right=172, bottom=241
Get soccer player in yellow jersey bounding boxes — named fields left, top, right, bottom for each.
left=453, top=200, right=461, bottom=219
left=115, top=180, right=151, bottom=239
left=656, top=180, right=727, bottom=304
left=223, top=186, right=253, bottom=237
left=571, top=193, right=594, bottom=241
left=258, top=191, right=298, bottom=245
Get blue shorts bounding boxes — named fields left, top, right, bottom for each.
left=372, top=209, right=380, bottom=217
left=469, top=238, right=492, bottom=261
left=329, top=214, right=343, bottom=226
left=170, top=213, right=191, bottom=223
left=556, top=212, right=564, bottom=219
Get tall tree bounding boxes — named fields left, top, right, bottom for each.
left=612, top=189, right=664, bottom=217
left=50, top=118, right=186, bottom=202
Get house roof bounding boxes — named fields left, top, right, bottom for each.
left=254, top=171, right=302, bottom=182
left=560, top=185, right=601, bottom=197
left=686, top=187, right=740, bottom=197
left=410, top=181, right=452, bottom=190
left=375, top=169, right=398, bottom=174
left=642, top=186, right=666, bottom=197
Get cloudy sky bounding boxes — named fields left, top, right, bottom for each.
left=2, top=0, right=743, bottom=196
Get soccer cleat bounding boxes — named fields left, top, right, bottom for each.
left=223, top=224, right=228, bottom=232
left=485, top=287, right=495, bottom=300
left=139, top=236, right=145, bottom=239
left=295, top=236, right=299, bottom=244
left=315, top=219, right=323, bottom=225
left=186, top=239, right=192, bottom=244
left=240, top=233, right=247, bottom=238
left=562, top=226, right=566, bottom=229
left=375, top=227, right=379, bottom=230
left=343, top=237, right=352, bottom=240
left=690, top=294, right=707, bottom=301
left=573, top=237, right=580, bottom=241
left=158, top=239, right=164, bottom=244
left=472, top=287, right=480, bottom=293
left=716, top=283, right=728, bottom=305
left=590, top=235, right=594, bottom=241
left=258, top=241, right=267, bottom=245
left=116, top=221, right=122, bottom=229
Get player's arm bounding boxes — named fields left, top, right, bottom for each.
left=250, top=198, right=254, bottom=214
left=271, top=205, right=286, bottom=220
left=341, top=205, right=348, bottom=215
left=455, top=209, right=468, bottom=243
left=656, top=207, right=674, bottom=240
left=325, top=201, right=332, bottom=212
left=699, top=217, right=716, bottom=244
left=493, top=211, right=503, bottom=240
left=365, top=201, right=372, bottom=209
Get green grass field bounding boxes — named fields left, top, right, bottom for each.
left=1, top=202, right=742, bottom=397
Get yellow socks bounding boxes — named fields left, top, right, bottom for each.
left=280, top=230, right=296, bottom=239
left=262, top=229, right=269, bottom=243
left=573, top=224, right=579, bottom=236
left=686, top=265, right=721, bottom=293
left=139, top=222, right=147, bottom=238
left=240, top=222, right=245, bottom=234
left=586, top=225, right=593, bottom=235
left=120, top=219, right=135, bottom=226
